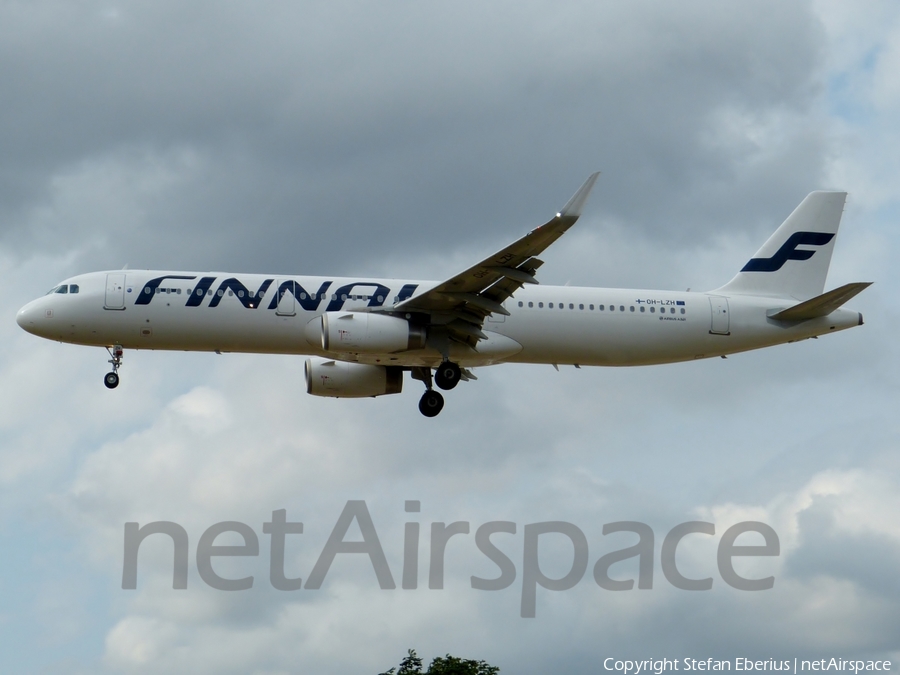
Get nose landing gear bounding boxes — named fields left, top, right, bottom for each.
left=104, top=345, right=123, bottom=389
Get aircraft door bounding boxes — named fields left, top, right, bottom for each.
left=275, top=279, right=296, bottom=316
left=708, top=296, right=730, bottom=335
left=105, top=273, right=126, bottom=310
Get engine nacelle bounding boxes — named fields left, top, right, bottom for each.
left=317, top=312, right=426, bottom=354
left=305, top=357, right=403, bottom=398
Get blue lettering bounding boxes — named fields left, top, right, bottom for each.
left=135, top=275, right=197, bottom=305
left=208, top=278, right=273, bottom=308
left=267, top=280, right=332, bottom=311
left=325, top=283, right=392, bottom=311
left=185, top=276, right=217, bottom=307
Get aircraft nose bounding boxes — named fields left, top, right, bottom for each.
left=16, top=301, right=40, bottom=334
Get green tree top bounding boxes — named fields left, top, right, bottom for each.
left=379, top=649, right=500, bottom=675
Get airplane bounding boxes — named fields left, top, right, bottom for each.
left=16, top=173, right=871, bottom=417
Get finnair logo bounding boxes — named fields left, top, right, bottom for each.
left=134, top=276, right=419, bottom=312
left=741, top=231, right=835, bottom=273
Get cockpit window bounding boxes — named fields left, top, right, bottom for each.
left=69, top=284, right=79, bottom=294
left=55, top=285, right=68, bottom=294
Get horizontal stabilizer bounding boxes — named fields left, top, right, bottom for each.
left=767, top=282, right=872, bottom=322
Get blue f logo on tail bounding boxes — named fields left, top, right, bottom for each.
left=741, top=232, right=835, bottom=272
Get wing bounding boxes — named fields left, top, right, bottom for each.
left=391, top=172, right=600, bottom=346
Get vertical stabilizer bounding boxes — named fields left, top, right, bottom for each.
left=715, top=191, right=847, bottom=300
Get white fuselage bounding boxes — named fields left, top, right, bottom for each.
left=16, top=270, right=862, bottom=368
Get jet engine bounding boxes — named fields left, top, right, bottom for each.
left=316, top=312, right=426, bottom=353
left=305, top=357, right=403, bottom=398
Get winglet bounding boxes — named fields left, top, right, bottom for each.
left=559, top=172, right=601, bottom=218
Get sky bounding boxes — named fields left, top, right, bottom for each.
left=1, top=1, right=899, bottom=673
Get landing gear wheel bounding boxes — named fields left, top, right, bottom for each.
left=418, top=389, right=444, bottom=417
left=434, top=361, right=461, bottom=390
left=104, top=345, right=124, bottom=390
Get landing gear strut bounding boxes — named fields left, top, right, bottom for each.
left=105, top=345, right=123, bottom=389
left=412, top=366, right=445, bottom=417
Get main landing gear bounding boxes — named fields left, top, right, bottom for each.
left=413, top=361, right=464, bottom=417
left=434, top=361, right=462, bottom=390
left=419, top=389, right=444, bottom=417
left=104, top=345, right=123, bottom=389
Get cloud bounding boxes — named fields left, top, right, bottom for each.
left=1, top=0, right=834, bottom=276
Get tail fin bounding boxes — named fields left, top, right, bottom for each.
left=716, top=191, right=847, bottom=300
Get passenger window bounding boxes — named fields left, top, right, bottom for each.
left=560, top=304, right=564, bottom=310
left=670, top=307, right=675, bottom=314
left=518, top=301, right=523, bottom=307
left=538, top=302, right=544, bottom=308
left=630, top=306, right=634, bottom=312
left=650, top=306, right=655, bottom=313
left=599, top=304, right=604, bottom=311
left=589, top=304, right=594, bottom=310
left=569, top=303, right=574, bottom=309
left=238, top=290, right=244, bottom=298
left=177, top=288, right=182, bottom=294
left=549, top=303, right=554, bottom=308
left=681, top=308, right=686, bottom=314
left=609, top=305, right=614, bottom=312
left=640, top=306, right=645, bottom=312
left=579, top=304, right=584, bottom=310
left=528, top=301, right=533, bottom=308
